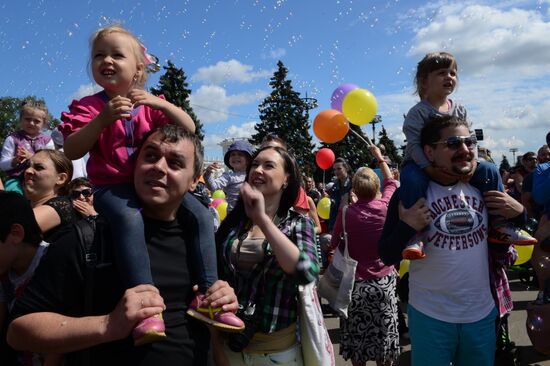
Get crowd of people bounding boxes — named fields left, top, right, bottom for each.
left=1, top=24, right=550, bottom=366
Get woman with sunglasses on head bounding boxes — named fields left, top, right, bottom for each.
left=400, top=51, right=535, bottom=261
left=68, top=177, right=98, bottom=219
left=23, top=149, right=79, bottom=242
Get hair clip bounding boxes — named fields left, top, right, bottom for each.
left=140, top=44, right=161, bottom=74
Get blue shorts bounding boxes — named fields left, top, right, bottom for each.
left=408, top=304, right=497, bottom=366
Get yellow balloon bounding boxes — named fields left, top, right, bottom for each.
left=399, top=259, right=410, bottom=277
left=216, top=201, right=228, bottom=221
left=341, top=88, right=378, bottom=126
left=514, top=244, right=534, bottom=265
left=212, top=190, right=226, bottom=199
left=317, top=197, right=331, bottom=220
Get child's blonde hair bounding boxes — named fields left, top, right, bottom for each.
left=19, top=99, right=49, bottom=124
left=414, top=51, right=458, bottom=99
left=89, top=24, right=149, bottom=88
left=352, top=167, right=380, bottom=201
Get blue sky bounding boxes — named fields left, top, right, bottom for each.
left=2, top=0, right=550, bottom=162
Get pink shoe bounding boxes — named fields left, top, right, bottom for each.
left=186, top=294, right=244, bottom=332
left=132, top=314, right=167, bottom=346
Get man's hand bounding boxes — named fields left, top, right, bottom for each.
left=199, top=281, right=239, bottom=313
left=483, top=190, right=524, bottom=219
left=398, top=198, right=432, bottom=231
left=104, top=285, right=165, bottom=342
left=72, top=200, right=98, bottom=217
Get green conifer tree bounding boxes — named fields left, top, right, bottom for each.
left=150, top=60, right=204, bottom=141
left=378, top=125, right=403, bottom=166
left=500, top=155, right=511, bottom=172
left=250, top=61, right=315, bottom=175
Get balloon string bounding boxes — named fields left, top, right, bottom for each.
left=349, top=128, right=373, bottom=146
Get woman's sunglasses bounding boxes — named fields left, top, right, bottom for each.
left=433, top=135, right=477, bottom=150
left=70, top=188, right=93, bottom=199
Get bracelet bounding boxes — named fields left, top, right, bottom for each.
left=378, top=160, right=386, bottom=165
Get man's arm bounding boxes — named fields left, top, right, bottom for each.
left=8, top=285, right=165, bottom=354
left=533, top=163, right=550, bottom=206
left=379, top=189, right=421, bottom=265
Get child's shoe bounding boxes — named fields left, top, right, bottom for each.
left=132, top=313, right=167, bottom=346
left=186, top=294, right=245, bottom=332
left=488, top=224, right=537, bottom=246
left=402, top=236, right=426, bottom=260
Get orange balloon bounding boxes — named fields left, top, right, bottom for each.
left=313, top=109, right=350, bottom=143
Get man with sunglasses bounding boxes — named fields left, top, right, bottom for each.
left=380, top=115, right=527, bottom=366
left=68, top=177, right=98, bottom=219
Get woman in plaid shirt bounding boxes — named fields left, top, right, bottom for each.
left=213, top=146, right=320, bottom=366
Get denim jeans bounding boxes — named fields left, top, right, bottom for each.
left=94, top=184, right=217, bottom=291
left=400, top=159, right=503, bottom=209
left=408, top=304, right=497, bottom=366
left=225, top=344, right=304, bottom=366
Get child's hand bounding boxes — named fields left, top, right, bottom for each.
left=16, top=146, right=33, bottom=160
left=99, top=96, right=133, bottom=126
left=128, top=89, right=167, bottom=111
left=205, top=162, right=222, bottom=175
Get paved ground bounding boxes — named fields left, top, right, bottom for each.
left=324, top=271, right=550, bottom=366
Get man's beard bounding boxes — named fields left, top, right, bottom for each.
left=451, top=155, right=474, bottom=175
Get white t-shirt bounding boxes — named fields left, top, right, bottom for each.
left=0, top=241, right=49, bottom=310
left=409, top=181, right=494, bottom=323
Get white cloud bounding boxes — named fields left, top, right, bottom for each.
left=190, top=85, right=266, bottom=123
left=202, top=121, right=258, bottom=158
left=408, top=3, right=550, bottom=77
left=68, top=83, right=102, bottom=102
left=191, top=59, right=273, bottom=85
left=267, top=48, right=287, bottom=59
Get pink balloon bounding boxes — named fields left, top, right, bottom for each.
left=211, top=198, right=225, bottom=208
left=330, top=83, right=359, bottom=112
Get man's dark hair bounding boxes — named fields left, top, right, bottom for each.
left=69, top=177, right=92, bottom=192
left=141, top=125, right=204, bottom=180
left=260, top=134, right=287, bottom=149
left=0, top=191, right=42, bottom=246
left=420, top=115, right=470, bottom=147
left=546, top=131, right=550, bottom=146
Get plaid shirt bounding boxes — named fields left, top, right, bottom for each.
left=220, top=210, right=319, bottom=333
left=489, top=244, right=517, bottom=317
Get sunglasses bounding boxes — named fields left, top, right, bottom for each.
left=433, top=135, right=477, bottom=150
left=70, top=188, right=93, bottom=199
left=524, top=156, right=538, bottom=162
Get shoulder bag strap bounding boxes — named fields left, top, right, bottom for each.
left=341, top=205, right=350, bottom=258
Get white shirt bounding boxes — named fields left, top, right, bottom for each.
left=409, top=181, right=494, bottom=323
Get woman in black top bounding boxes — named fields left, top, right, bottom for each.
left=23, top=149, right=79, bottom=241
